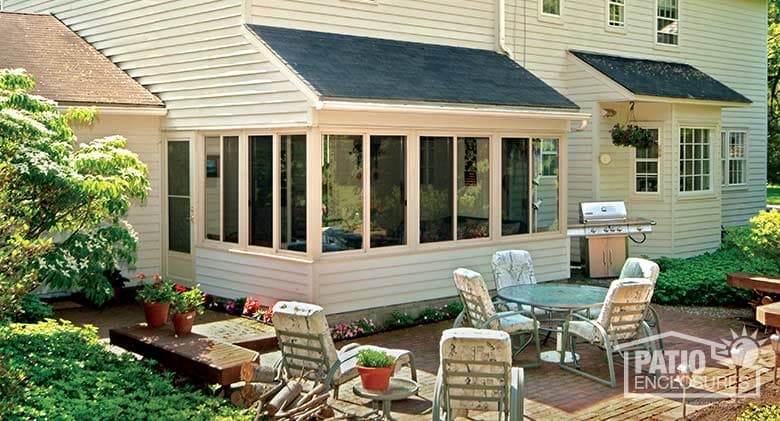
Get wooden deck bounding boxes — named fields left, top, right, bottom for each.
left=109, top=318, right=276, bottom=386
left=727, top=272, right=780, bottom=294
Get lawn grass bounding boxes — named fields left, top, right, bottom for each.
left=769, top=184, right=780, bottom=205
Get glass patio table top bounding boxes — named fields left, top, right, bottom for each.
left=497, top=283, right=608, bottom=310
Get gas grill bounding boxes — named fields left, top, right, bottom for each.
left=567, top=201, right=655, bottom=278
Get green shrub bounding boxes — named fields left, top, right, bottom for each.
left=356, top=348, right=395, bottom=368
left=747, top=210, right=780, bottom=261
left=737, top=403, right=780, bottom=421
left=11, top=294, right=53, bottom=323
left=0, top=320, right=249, bottom=420
left=386, top=310, right=416, bottom=330
left=654, top=248, right=780, bottom=306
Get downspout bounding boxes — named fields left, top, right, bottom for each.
left=497, top=0, right=513, bottom=58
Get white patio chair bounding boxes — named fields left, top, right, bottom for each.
left=452, top=268, right=541, bottom=367
left=271, top=301, right=417, bottom=399
left=491, top=250, right=550, bottom=316
left=559, top=278, right=657, bottom=387
left=433, top=328, right=524, bottom=421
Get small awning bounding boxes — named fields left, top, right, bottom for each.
left=570, top=50, right=751, bottom=105
left=246, top=25, right=579, bottom=111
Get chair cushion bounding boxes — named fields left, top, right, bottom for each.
left=568, top=320, right=602, bottom=343
left=492, top=250, right=537, bottom=290
left=619, top=258, right=660, bottom=284
left=272, top=301, right=340, bottom=381
left=497, top=313, right=536, bottom=333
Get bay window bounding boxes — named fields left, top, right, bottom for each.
left=679, top=128, right=711, bottom=193
left=204, top=135, right=238, bottom=243
left=721, top=130, right=747, bottom=186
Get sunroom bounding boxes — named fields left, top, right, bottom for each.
left=171, top=26, right=590, bottom=314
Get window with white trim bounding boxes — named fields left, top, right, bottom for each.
left=204, top=135, right=239, bottom=243
left=679, top=128, right=711, bottom=193
left=656, top=0, right=679, bottom=45
left=635, top=129, right=659, bottom=193
left=721, top=130, right=747, bottom=186
left=541, top=0, right=561, bottom=16
left=608, top=0, right=625, bottom=27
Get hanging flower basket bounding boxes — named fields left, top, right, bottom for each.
left=611, top=123, right=657, bottom=148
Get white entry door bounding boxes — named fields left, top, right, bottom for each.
left=165, top=139, right=195, bottom=282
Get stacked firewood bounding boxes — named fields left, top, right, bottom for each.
left=233, top=362, right=335, bottom=421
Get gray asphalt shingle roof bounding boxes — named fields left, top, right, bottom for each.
left=571, top=50, right=751, bottom=104
left=246, top=24, right=579, bottom=110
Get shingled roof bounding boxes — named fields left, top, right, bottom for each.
left=246, top=24, right=578, bottom=110
left=570, top=50, right=751, bottom=104
left=0, top=12, right=162, bottom=107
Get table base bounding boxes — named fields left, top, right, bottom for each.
left=541, top=350, right=579, bottom=364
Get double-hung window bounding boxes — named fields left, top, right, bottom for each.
left=721, top=130, right=747, bottom=186
left=679, top=128, right=712, bottom=193
left=635, top=129, right=660, bottom=193
left=608, top=0, right=625, bottom=27
left=204, top=135, right=239, bottom=243
left=656, top=0, right=679, bottom=45
left=541, top=0, right=561, bottom=16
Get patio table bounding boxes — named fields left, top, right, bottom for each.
left=497, top=283, right=608, bottom=363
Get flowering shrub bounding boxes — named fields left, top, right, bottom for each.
left=611, top=123, right=657, bottom=148
left=385, top=301, right=463, bottom=330
left=330, top=318, right=377, bottom=341
left=170, top=285, right=205, bottom=315
left=243, top=297, right=262, bottom=317
left=134, top=273, right=175, bottom=304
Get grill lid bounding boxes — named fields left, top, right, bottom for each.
left=580, top=201, right=627, bottom=223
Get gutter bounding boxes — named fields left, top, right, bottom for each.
left=56, top=104, right=168, bottom=117
left=316, top=100, right=590, bottom=121
left=497, top=0, right=513, bottom=57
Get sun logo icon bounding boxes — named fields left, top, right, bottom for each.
left=716, top=326, right=771, bottom=369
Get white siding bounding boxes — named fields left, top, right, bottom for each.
left=5, top=0, right=312, bottom=131
left=315, top=236, right=570, bottom=314
left=73, top=115, right=164, bottom=278
left=248, top=0, right=496, bottom=49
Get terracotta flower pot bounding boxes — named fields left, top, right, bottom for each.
left=142, top=302, right=170, bottom=327
left=357, top=365, right=394, bottom=391
left=172, top=311, right=196, bottom=336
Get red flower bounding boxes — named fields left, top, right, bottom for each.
left=153, top=274, right=163, bottom=281
left=174, top=284, right=187, bottom=293
left=136, top=273, right=146, bottom=280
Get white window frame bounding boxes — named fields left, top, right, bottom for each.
left=201, top=133, right=241, bottom=246
left=721, top=129, right=748, bottom=187
left=607, top=0, right=626, bottom=29
left=632, top=127, right=661, bottom=196
left=539, top=0, right=563, bottom=21
left=655, top=0, right=679, bottom=46
left=678, top=127, right=713, bottom=195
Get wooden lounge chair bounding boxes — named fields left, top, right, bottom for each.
left=452, top=268, right=541, bottom=367
left=271, top=301, right=417, bottom=399
left=433, top=328, right=524, bottom=421
left=560, top=279, right=657, bottom=387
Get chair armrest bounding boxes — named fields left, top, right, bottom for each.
left=481, top=310, right=537, bottom=329
left=563, top=312, right=610, bottom=345
left=510, top=367, right=524, bottom=421
left=432, top=366, right=443, bottom=421
left=339, top=342, right=362, bottom=354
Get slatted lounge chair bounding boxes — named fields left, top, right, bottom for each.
left=452, top=268, right=541, bottom=367
left=559, top=278, right=657, bottom=387
left=433, top=328, right=524, bottom=421
left=271, top=301, right=417, bottom=399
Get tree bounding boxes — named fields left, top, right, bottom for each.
left=768, top=1, right=780, bottom=183
left=0, top=69, right=150, bottom=319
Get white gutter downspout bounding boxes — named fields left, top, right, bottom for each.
left=497, top=0, right=513, bottom=58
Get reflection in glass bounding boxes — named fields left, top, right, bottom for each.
left=420, top=136, right=454, bottom=243
left=223, top=136, right=239, bottom=243
left=457, top=137, right=489, bottom=240
left=204, top=136, right=221, bottom=241
left=533, top=138, right=559, bottom=233
left=250, top=135, right=272, bottom=247
left=322, top=135, right=363, bottom=252
left=502, top=138, right=529, bottom=236
left=370, top=136, right=406, bottom=248
left=281, top=135, right=307, bottom=252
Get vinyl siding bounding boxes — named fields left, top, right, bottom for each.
left=247, top=0, right=496, bottom=49
left=5, top=0, right=312, bottom=131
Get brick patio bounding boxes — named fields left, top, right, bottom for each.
left=56, top=302, right=776, bottom=420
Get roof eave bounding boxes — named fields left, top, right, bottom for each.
left=56, top=103, right=168, bottom=116
left=632, top=95, right=753, bottom=108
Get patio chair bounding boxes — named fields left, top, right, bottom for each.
left=433, top=328, right=524, bottom=421
left=271, top=301, right=417, bottom=399
left=559, top=278, right=657, bottom=387
left=491, top=250, right=550, bottom=316
left=452, top=268, right=541, bottom=367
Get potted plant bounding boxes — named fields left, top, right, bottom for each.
left=356, top=348, right=396, bottom=391
left=170, top=285, right=205, bottom=336
left=610, top=123, right=657, bottom=148
left=135, top=273, right=175, bottom=327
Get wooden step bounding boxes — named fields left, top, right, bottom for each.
left=757, top=302, right=780, bottom=328
left=727, top=272, right=780, bottom=294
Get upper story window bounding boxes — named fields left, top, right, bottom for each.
left=679, top=128, right=711, bottom=193
left=721, top=130, right=747, bottom=186
left=541, top=0, right=562, bottom=16
left=608, top=0, right=625, bottom=27
left=656, top=0, right=679, bottom=45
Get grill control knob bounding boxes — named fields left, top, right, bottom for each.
left=590, top=228, right=597, bottom=233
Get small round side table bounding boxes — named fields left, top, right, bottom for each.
left=352, top=377, right=418, bottom=421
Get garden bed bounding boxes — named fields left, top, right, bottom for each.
left=689, top=383, right=780, bottom=420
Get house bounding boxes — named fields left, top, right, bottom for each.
left=3, top=0, right=767, bottom=315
